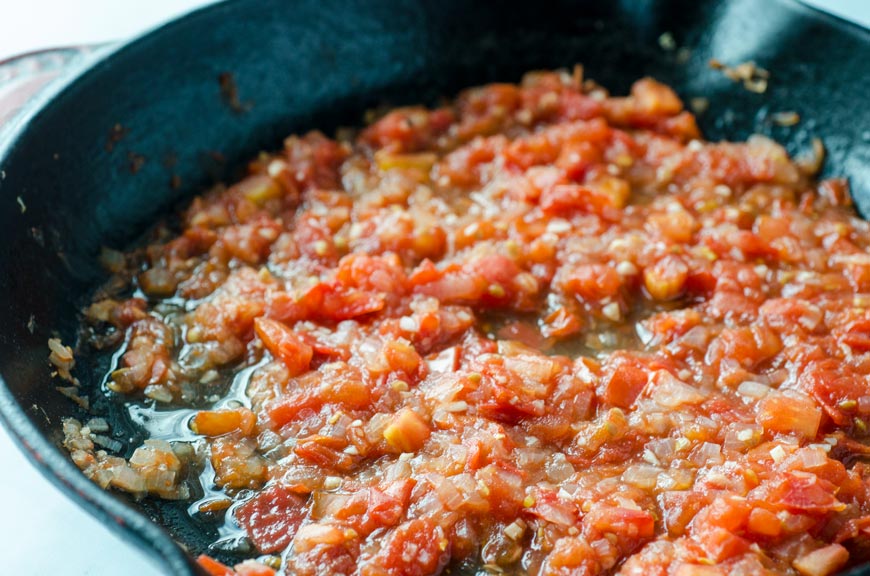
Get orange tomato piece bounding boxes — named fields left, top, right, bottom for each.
left=254, top=317, right=312, bottom=376
left=383, top=409, right=430, bottom=453
left=190, top=407, right=256, bottom=437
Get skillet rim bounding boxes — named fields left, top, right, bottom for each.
left=0, top=3, right=233, bottom=574
left=0, top=1, right=867, bottom=575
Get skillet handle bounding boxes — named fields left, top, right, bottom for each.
left=0, top=45, right=106, bottom=128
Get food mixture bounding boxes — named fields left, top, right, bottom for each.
left=61, top=69, right=870, bottom=576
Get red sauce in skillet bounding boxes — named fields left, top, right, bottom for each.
left=64, top=70, right=870, bottom=576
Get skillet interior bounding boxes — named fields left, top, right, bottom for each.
left=0, top=0, right=868, bottom=573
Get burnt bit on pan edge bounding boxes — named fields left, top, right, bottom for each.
left=105, top=123, right=128, bottom=152
left=218, top=72, right=252, bottom=114
left=127, top=152, right=146, bottom=174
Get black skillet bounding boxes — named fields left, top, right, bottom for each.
left=0, top=0, right=868, bottom=574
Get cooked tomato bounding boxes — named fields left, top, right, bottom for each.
left=236, top=484, right=308, bottom=553
left=70, top=70, right=870, bottom=576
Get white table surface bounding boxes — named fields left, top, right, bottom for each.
left=0, top=1, right=866, bottom=575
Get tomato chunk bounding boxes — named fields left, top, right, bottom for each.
left=254, top=317, right=313, bottom=376
left=236, top=484, right=308, bottom=553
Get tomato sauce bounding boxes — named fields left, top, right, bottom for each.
left=67, top=70, right=870, bottom=576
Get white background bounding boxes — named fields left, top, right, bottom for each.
left=0, top=1, right=866, bottom=575
left=0, top=0, right=867, bottom=58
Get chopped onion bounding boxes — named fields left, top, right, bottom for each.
left=792, top=544, right=849, bottom=576
left=622, top=464, right=660, bottom=489
left=737, top=380, right=771, bottom=399
left=545, top=453, right=575, bottom=483
left=293, top=524, right=346, bottom=554
left=649, top=371, right=704, bottom=408
left=432, top=475, right=465, bottom=511
left=691, top=442, right=723, bottom=466
left=797, top=446, right=829, bottom=469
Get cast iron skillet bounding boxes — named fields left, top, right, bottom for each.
left=0, top=0, right=868, bottom=574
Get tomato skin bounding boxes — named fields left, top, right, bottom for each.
left=236, top=484, right=308, bottom=554
left=254, top=317, right=312, bottom=376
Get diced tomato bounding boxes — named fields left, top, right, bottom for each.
left=747, top=507, right=781, bottom=537
left=254, top=317, right=313, bottom=376
left=233, top=561, right=277, bottom=576
left=706, top=326, right=781, bottom=370
left=413, top=254, right=529, bottom=309
left=75, top=71, right=870, bottom=576
left=766, top=473, right=845, bottom=513
left=600, top=352, right=649, bottom=408
left=502, top=132, right=560, bottom=170
left=643, top=255, right=688, bottom=301
left=266, top=391, right=321, bottom=428
left=295, top=435, right=355, bottom=471
left=455, top=84, right=520, bottom=141
left=362, top=106, right=454, bottom=152
left=540, top=537, right=599, bottom=574
left=360, top=518, right=449, bottom=576
left=586, top=506, right=655, bottom=540
left=541, top=306, right=583, bottom=339
left=383, top=409, right=430, bottom=453
left=283, top=131, right=348, bottom=190
left=216, top=220, right=282, bottom=265
left=334, top=481, right=412, bottom=536
left=838, top=316, right=870, bottom=352
left=335, top=252, right=408, bottom=298
left=648, top=210, right=697, bottom=243
left=556, top=139, right=602, bottom=181
left=197, top=555, right=235, bottom=576
left=693, top=526, right=750, bottom=562
left=319, top=285, right=386, bottom=320
left=191, top=407, right=256, bottom=437
left=476, top=463, right=526, bottom=520
left=757, top=393, right=821, bottom=438
left=793, top=544, right=849, bottom=576
left=235, top=484, right=307, bottom=553
left=660, top=491, right=709, bottom=537
left=559, top=263, right=622, bottom=302
left=540, top=183, right=616, bottom=215
left=799, top=358, right=867, bottom=425
left=476, top=362, right=548, bottom=423
left=383, top=339, right=422, bottom=376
